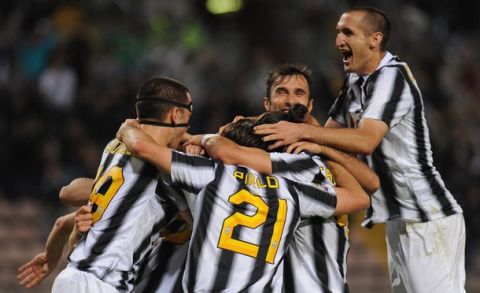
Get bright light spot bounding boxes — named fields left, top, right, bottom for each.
left=206, top=0, right=243, bottom=15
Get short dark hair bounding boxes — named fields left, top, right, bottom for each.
left=265, top=63, right=313, bottom=100
left=222, top=104, right=308, bottom=152
left=347, top=6, right=391, bottom=51
left=135, top=76, right=190, bottom=120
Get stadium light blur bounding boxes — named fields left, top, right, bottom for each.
left=206, top=0, right=243, bottom=15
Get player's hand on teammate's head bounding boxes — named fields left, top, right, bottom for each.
left=218, top=115, right=245, bottom=135
left=254, top=121, right=304, bottom=150
left=75, top=205, right=93, bottom=234
left=17, top=252, right=54, bottom=288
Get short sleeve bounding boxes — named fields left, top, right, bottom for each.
left=294, top=181, right=337, bottom=219
left=270, top=152, right=320, bottom=182
left=171, top=151, right=216, bottom=195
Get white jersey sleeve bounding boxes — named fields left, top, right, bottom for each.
left=270, top=152, right=321, bottom=182
left=293, top=181, right=337, bottom=219
left=170, top=151, right=216, bottom=194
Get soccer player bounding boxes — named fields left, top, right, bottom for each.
left=203, top=63, right=359, bottom=292
left=52, top=76, right=192, bottom=293
left=255, top=7, right=465, bottom=292
left=116, top=106, right=371, bottom=292
left=198, top=105, right=379, bottom=293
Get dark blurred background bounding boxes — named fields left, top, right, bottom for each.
left=0, top=0, right=479, bottom=292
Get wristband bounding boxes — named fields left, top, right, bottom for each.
left=201, top=134, right=220, bottom=146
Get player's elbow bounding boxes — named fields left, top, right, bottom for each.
left=59, top=185, right=73, bottom=205
left=356, top=140, right=377, bottom=156
left=54, top=214, right=74, bottom=232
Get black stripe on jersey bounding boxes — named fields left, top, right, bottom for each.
left=336, top=225, right=348, bottom=292
left=155, top=181, right=182, bottom=221
left=76, top=161, right=157, bottom=272
left=186, top=164, right=225, bottom=291
left=380, top=70, right=405, bottom=126
left=272, top=156, right=319, bottom=176
left=328, top=75, right=350, bottom=118
left=211, top=166, right=245, bottom=291
left=364, top=70, right=380, bottom=105
left=137, top=241, right=176, bottom=293
left=311, top=220, right=329, bottom=290
left=395, top=65, right=456, bottom=218
left=173, top=150, right=214, bottom=168
left=283, top=249, right=296, bottom=293
left=371, top=145, right=402, bottom=220
left=132, top=217, right=168, bottom=291
left=117, top=271, right=131, bottom=292
left=172, top=264, right=185, bottom=293
left=245, top=174, right=280, bottom=290
left=293, top=181, right=337, bottom=209
left=283, top=183, right=301, bottom=248
left=172, top=151, right=215, bottom=194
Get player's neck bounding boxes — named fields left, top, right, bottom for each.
left=141, top=125, right=172, bottom=147
left=362, top=51, right=386, bottom=75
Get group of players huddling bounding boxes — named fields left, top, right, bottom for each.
left=18, top=6, right=465, bottom=293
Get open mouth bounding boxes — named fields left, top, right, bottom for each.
left=342, top=51, right=352, bottom=63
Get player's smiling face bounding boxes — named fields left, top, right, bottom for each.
left=264, top=74, right=313, bottom=114
left=336, top=11, right=375, bottom=75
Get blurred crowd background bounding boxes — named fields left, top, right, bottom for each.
left=1, top=0, right=479, bottom=292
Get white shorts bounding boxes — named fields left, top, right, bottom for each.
left=386, top=213, right=466, bottom=293
left=52, top=266, right=119, bottom=293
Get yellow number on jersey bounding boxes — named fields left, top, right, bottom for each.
left=89, top=166, right=125, bottom=223
left=321, top=165, right=349, bottom=238
left=218, top=189, right=287, bottom=264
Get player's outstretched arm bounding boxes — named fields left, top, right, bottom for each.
left=59, top=177, right=93, bottom=206
left=202, top=135, right=272, bottom=175
left=255, top=118, right=388, bottom=155
left=287, top=142, right=379, bottom=194
left=17, top=212, right=75, bottom=288
left=116, top=119, right=173, bottom=174
left=328, top=160, right=370, bottom=215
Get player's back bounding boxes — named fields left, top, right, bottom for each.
left=170, top=152, right=337, bottom=292
left=271, top=152, right=350, bottom=292
left=68, top=139, right=176, bottom=292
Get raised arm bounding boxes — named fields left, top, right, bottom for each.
left=254, top=118, right=388, bottom=155
left=59, top=177, right=93, bottom=206
left=202, top=135, right=272, bottom=175
left=17, top=212, right=75, bottom=288
left=287, top=142, right=379, bottom=194
left=116, top=121, right=173, bottom=174
left=327, top=160, right=370, bottom=215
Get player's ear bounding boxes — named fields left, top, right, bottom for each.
left=369, top=32, right=383, bottom=49
left=263, top=97, right=271, bottom=111
left=170, top=107, right=181, bottom=125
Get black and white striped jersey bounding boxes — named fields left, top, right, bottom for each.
left=170, top=151, right=337, bottom=292
left=133, top=216, right=191, bottom=293
left=271, top=152, right=349, bottom=292
left=328, top=51, right=462, bottom=227
left=68, top=139, right=185, bottom=292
